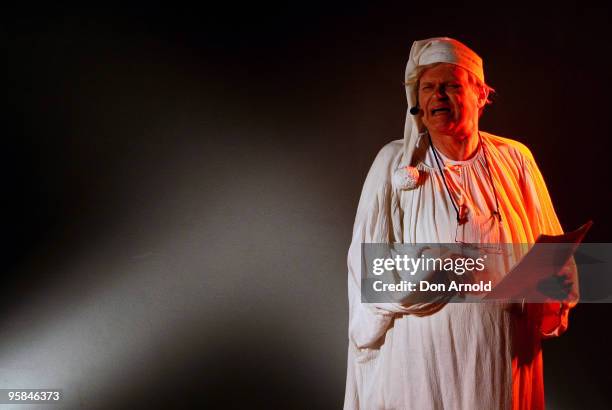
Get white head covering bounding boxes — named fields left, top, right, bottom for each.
left=393, top=37, right=485, bottom=190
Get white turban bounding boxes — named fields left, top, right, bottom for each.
left=394, top=37, right=485, bottom=190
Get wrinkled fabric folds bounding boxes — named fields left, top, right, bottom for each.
left=344, top=132, right=571, bottom=410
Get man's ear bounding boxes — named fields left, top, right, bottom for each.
left=477, top=87, right=488, bottom=109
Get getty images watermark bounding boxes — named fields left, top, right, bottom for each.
left=371, top=251, right=490, bottom=293
left=361, top=243, right=612, bottom=304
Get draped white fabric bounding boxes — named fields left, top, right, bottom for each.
left=344, top=132, right=572, bottom=410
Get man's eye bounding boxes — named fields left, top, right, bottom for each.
left=421, top=85, right=433, bottom=91
left=447, top=84, right=462, bottom=89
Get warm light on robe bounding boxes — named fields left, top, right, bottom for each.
left=344, top=132, right=573, bottom=410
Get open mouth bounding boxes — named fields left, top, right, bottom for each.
left=431, top=107, right=451, bottom=115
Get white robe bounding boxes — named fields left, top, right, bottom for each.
left=344, top=132, right=572, bottom=410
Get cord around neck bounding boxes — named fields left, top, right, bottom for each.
left=428, top=132, right=502, bottom=223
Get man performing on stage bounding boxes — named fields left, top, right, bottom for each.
left=344, top=37, right=575, bottom=410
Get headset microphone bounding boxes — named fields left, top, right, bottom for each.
left=409, top=106, right=420, bottom=115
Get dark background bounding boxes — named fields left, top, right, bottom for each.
left=4, top=3, right=612, bottom=409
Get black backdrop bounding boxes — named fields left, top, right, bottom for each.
left=5, top=3, right=612, bottom=409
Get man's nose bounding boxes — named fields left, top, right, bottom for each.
left=434, top=85, right=448, bottom=99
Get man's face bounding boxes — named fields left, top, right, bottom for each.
left=417, top=63, right=483, bottom=138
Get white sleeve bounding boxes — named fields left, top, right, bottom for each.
left=347, top=144, right=448, bottom=349
left=521, top=149, right=578, bottom=337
